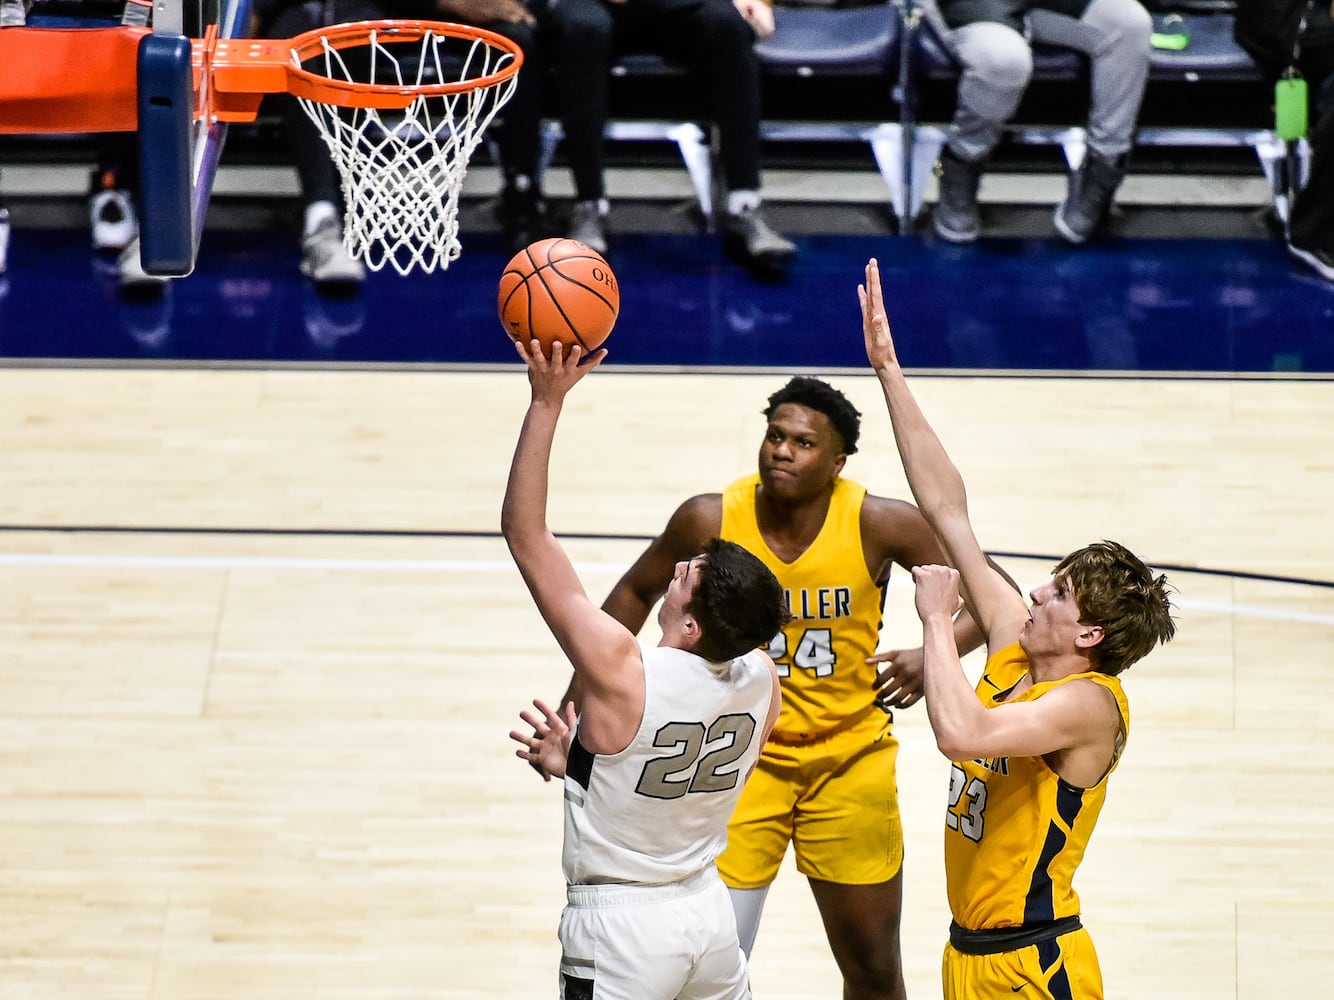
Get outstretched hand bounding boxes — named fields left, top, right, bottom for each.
left=858, top=258, right=901, bottom=374
left=510, top=698, right=577, bottom=782
left=513, top=338, right=607, bottom=405
left=869, top=646, right=925, bottom=709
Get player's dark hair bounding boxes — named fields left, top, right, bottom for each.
left=763, top=376, right=861, bottom=455
left=688, top=538, right=792, bottom=663
left=1055, top=540, right=1177, bottom=676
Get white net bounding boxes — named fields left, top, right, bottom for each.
left=293, top=25, right=519, bottom=276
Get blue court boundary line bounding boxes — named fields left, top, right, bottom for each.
left=2, top=525, right=1331, bottom=591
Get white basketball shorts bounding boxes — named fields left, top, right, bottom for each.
left=557, top=865, right=750, bottom=1000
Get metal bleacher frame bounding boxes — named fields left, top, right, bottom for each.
left=897, top=0, right=1307, bottom=229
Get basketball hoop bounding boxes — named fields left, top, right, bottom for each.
left=271, top=20, right=524, bottom=275
left=0, top=19, right=523, bottom=276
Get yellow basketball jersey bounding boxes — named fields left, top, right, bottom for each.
left=944, top=643, right=1130, bottom=930
left=720, top=474, right=885, bottom=740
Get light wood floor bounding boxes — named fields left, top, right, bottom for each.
left=2, top=366, right=1332, bottom=999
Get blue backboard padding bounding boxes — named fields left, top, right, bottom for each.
left=137, top=32, right=194, bottom=276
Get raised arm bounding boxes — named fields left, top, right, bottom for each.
left=501, top=339, right=643, bottom=753
left=863, top=496, right=1020, bottom=707
left=859, top=259, right=1028, bottom=647
left=913, top=565, right=1120, bottom=773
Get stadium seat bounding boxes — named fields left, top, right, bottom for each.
left=755, top=2, right=906, bottom=224
left=535, top=54, right=714, bottom=221
left=1138, top=10, right=1307, bottom=223
left=898, top=1, right=1295, bottom=225
left=536, top=6, right=905, bottom=226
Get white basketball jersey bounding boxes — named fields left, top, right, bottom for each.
left=561, top=644, right=775, bottom=886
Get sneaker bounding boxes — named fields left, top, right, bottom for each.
left=498, top=180, right=547, bottom=253
left=933, top=146, right=984, bottom=244
left=1288, top=243, right=1334, bottom=282
left=89, top=188, right=138, bottom=252
left=300, top=217, right=366, bottom=286
left=0, top=206, right=9, bottom=274
left=568, top=200, right=608, bottom=256
left=117, top=237, right=171, bottom=292
left=722, top=204, right=796, bottom=269
left=1054, top=152, right=1127, bottom=245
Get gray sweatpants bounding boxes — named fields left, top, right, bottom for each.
left=945, top=0, right=1152, bottom=162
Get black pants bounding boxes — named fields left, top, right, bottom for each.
left=1290, top=49, right=1334, bottom=253
left=543, top=0, right=763, bottom=201
left=262, top=0, right=545, bottom=206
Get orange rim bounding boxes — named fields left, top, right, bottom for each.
left=0, top=19, right=523, bottom=132
left=209, top=19, right=524, bottom=112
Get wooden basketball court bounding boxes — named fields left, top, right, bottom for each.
left=2, top=365, right=1331, bottom=998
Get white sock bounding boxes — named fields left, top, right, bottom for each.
left=304, top=200, right=339, bottom=237
left=727, top=885, right=770, bottom=958
left=727, top=190, right=761, bottom=216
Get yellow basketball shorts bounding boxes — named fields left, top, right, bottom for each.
left=941, top=925, right=1104, bottom=1000
left=716, top=711, right=902, bottom=888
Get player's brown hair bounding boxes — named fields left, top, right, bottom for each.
left=1056, top=540, right=1177, bottom=676
left=688, top=538, right=792, bottom=663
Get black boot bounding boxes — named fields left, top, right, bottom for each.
left=1054, top=152, right=1127, bottom=244
left=933, top=145, right=984, bottom=243
left=498, top=175, right=547, bottom=253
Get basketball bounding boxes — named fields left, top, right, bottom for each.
left=498, top=238, right=620, bottom=356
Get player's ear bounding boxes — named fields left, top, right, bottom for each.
left=1075, top=624, right=1104, bottom=650
left=680, top=614, right=702, bottom=648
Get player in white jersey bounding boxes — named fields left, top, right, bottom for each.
left=503, top=337, right=787, bottom=1000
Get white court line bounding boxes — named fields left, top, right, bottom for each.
left=2, top=551, right=1333, bottom=627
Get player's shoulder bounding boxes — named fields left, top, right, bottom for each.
left=676, top=491, right=724, bottom=517
left=858, top=491, right=929, bottom=530
left=664, top=493, right=724, bottom=538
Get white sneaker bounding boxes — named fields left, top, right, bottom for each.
left=301, top=218, right=365, bottom=285
left=90, top=188, right=138, bottom=252
left=117, top=237, right=171, bottom=291
left=568, top=199, right=609, bottom=256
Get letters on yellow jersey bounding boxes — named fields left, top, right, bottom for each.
left=783, top=586, right=853, bottom=622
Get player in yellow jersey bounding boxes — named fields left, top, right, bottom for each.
left=590, top=375, right=994, bottom=1000
left=860, top=258, right=1178, bottom=1000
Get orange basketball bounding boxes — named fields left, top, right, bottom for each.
left=498, top=238, right=620, bottom=356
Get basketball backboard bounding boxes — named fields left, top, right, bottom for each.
left=0, top=0, right=249, bottom=276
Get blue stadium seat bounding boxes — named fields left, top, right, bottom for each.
left=536, top=54, right=715, bottom=220
left=899, top=2, right=1294, bottom=226
left=756, top=3, right=900, bottom=76
left=754, top=2, right=906, bottom=224
left=1137, top=11, right=1306, bottom=224
left=1147, top=10, right=1259, bottom=82
left=538, top=5, right=905, bottom=226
